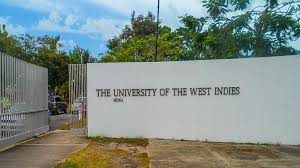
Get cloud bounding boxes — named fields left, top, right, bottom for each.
left=49, top=11, right=63, bottom=23
left=89, top=0, right=206, bottom=28
left=65, top=14, right=79, bottom=27
left=59, top=39, right=77, bottom=49
left=3, top=0, right=206, bottom=29
left=36, top=11, right=77, bottom=33
left=68, top=40, right=77, bottom=48
left=3, top=0, right=207, bottom=39
left=4, top=0, right=299, bottom=49
left=36, top=17, right=77, bottom=33
left=79, top=18, right=124, bottom=40
left=1, top=0, right=74, bottom=14
left=35, top=11, right=125, bottom=41
left=0, top=16, right=26, bottom=34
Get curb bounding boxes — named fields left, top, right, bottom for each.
left=0, top=131, right=53, bottom=152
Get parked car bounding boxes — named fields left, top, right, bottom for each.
left=72, top=97, right=87, bottom=113
left=48, top=96, right=67, bottom=115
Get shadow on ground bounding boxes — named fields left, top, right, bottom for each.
left=0, top=130, right=88, bottom=168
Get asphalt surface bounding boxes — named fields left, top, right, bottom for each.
left=49, top=113, right=75, bottom=131
left=0, top=114, right=88, bottom=168
left=0, top=130, right=88, bottom=168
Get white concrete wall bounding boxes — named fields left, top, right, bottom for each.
left=87, top=56, right=300, bottom=145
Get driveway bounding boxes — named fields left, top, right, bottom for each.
left=0, top=130, right=88, bottom=168
left=49, top=113, right=75, bottom=131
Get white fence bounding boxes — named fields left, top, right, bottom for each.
left=0, top=53, right=48, bottom=148
left=87, top=56, right=300, bottom=145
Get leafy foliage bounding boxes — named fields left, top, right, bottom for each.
left=103, top=1, right=300, bottom=62
left=198, top=0, right=300, bottom=57
left=0, top=26, right=97, bottom=98
left=101, top=12, right=185, bottom=62
left=1, top=1, right=300, bottom=99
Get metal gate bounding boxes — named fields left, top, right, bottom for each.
left=0, top=53, right=48, bottom=148
left=69, top=64, right=87, bottom=134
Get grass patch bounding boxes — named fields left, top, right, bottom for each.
left=55, top=137, right=149, bottom=168
left=55, top=143, right=115, bottom=168
left=89, top=136, right=149, bottom=147
left=137, top=153, right=150, bottom=168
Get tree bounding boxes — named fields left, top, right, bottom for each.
left=199, top=0, right=300, bottom=57
left=68, top=46, right=97, bottom=64
left=0, top=24, right=98, bottom=99
left=101, top=12, right=185, bottom=62
left=0, top=24, right=24, bottom=59
left=107, top=11, right=157, bottom=50
left=177, top=15, right=208, bottom=59
left=31, top=36, right=69, bottom=92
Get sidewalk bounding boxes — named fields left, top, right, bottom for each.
left=0, top=130, right=88, bottom=168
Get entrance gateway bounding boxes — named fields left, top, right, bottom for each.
left=86, top=56, right=300, bottom=145
left=0, top=53, right=48, bottom=148
left=69, top=64, right=87, bottom=134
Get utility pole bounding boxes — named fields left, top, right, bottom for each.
left=80, top=48, right=83, bottom=64
left=155, top=0, right=160, bottom=62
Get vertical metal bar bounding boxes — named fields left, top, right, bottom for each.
left=72, top=64, right=75, bottom=128
left=80, top=64, right=82, bottom=127
left=3, top=54, right=5, bottom=139
left=84, top=64, right=87, bottom=127
left=68, top=65, right=70, bottom=114
left=72, top=65, right=77, bottom=127
left=76, top=64, right=79, bottom=128
left=0, top=53, right=2, bottom=114
left=78, top=64, right=81, bottom=128
left=0, top=53, right=2, bottom=140
left=155, top=0, right=160, bottom=61
left=7, top=55, right=11, bottom=138
left=68, top=64, right=87, bottom=131
left=72, top=64, right=75, bottom=127
left=84, top=64, right=86, bottom=128
left=78, top=64, right=80, bottom=128
left=71, top=64, right=73, bottom=126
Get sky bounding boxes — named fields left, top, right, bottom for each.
left=0, top=0, right=299, bottom=58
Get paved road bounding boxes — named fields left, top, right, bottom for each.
left=0, top=114, right=87, bottom=168
left=49, top=113, right=75, bottom=131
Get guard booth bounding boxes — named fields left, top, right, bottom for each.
left=69, top=64, right=87, bottom=135
left=0, top=53, right=49, bottom=148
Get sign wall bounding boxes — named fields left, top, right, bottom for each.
left=87, top=56, right=300, bottom=145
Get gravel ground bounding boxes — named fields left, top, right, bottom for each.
left=148, top=139, right=300, bottom=168
left=48, top=114, right=300, bottom=168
